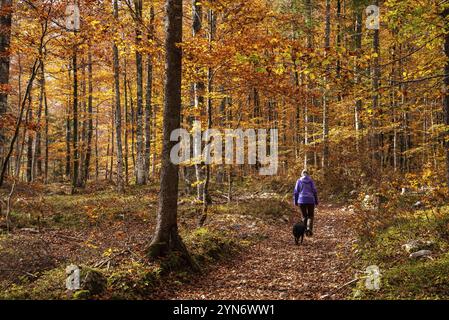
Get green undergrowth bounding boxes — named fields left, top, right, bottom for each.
left=186, top=227, right=242, bottom=265
left=3, top=184, right=157, bottom=232
left=0, top=227, right=244, bottom=300
left=1, top=181, right=282, bottom=299
left=353, top=205, right=449, bottom=299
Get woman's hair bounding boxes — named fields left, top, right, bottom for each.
left=301, top=169, right=309, bottom=177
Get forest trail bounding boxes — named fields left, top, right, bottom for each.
left=161, top=204, right=357, bottom=300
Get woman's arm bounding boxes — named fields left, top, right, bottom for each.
left=293, top=180, right=301, bottom=206
left=311, top=180, right=318, bottom=205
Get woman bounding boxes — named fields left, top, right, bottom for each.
left=293, top=169, right=318, bottom=236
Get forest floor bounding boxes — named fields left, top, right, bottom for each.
left=0, top=180, right=356, bottom=299
left=155, top=204, right=357, bottom=300
left=2, top=180, right=449, bottom=299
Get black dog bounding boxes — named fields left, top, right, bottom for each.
left=292, top=221, right=306, bottom=245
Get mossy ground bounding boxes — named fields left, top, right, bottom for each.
left=353, top=205, right=449, bottom=299
left=0, top=179, right=289, bottom=299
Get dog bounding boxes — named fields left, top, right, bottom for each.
left=292, top=221, right=306, bottom=245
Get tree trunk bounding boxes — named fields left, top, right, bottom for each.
left=14, top=53, right=23, bottom=177
left=200, top=7, right=215, bottom=226
left=389, top=30, right=398, bottom=172
left=128, top=78, right=136, bottom=169
left=148, top=0, right=196, bottom=268
left=105, top=134, right=110, bottom=180
left=95, top=104, right=99, bottom=180
left=43, top=63, right=49, bottom=183
left=371, top=0, right=381, bottom=165
left=226, top=98, right=232, bottom=202
left=322, top=0, right=330, bottom=171
left=72, top=48, right=79, bottom=191
left=152, top=103, right=157, bottom=176
left=354, top=6, right=363, bottom=152
left=336, top=0, right=342, bottom=80
left=0, top=0, right=12, bottom=167
left=113, top=0, right=124, bottom=193
left=303, top=0, right=313, bottom=169
left=110, top=106, right=114, bottom=181
left=398, top=43, right=410, bottom=172
left=144, top=5, right=155, bottom=183
left=16, top=114, right=28, bottom=180
left=26, top=89, right=33, bottom=183
left=443, top=7, right=449, bottom=186
left=65, top=95, right=71, bottom=179
left=134, top=0, right=146, bottom=185
left=124, top=56, right=129, bottom=185
left=79, top=59, right=87, bottom=186
left=192, top=0, right=205, bottom=201
left=32, top=61, right=45, bottom=180
left=83, top=47, right=93, bottom=184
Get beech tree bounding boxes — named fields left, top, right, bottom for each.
left=134, top=0, right=146, bottom=185
left=443, top=5, right=449, bottom=186
left=148, top=0, right=194, bottom=265
left=0, top=0, right=12, bottom=168
left=113, top=0, right=124, bottom=193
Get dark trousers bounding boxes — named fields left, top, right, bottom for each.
left=299, top=204, right=315, bottom=231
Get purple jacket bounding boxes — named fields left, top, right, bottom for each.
left=294, top=175, right=318, bottom=205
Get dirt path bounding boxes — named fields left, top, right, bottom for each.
left=162, top=204, right=357, bottom=300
